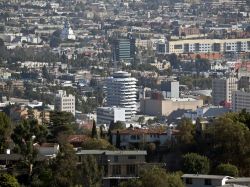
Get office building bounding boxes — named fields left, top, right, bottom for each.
left=167, top=38, right=250, bottom=54
left=212, top=77, right=238, bottom=105
left=232, top=90, right=250, bottom=112
left=55, top=90, right=75, bottom=115
left=140, top=97, right=203, bottom=116
left=112, top=38, right=136, bottom=62
left=106, top=71, right=137, bottom=120
left=97, top=107, right=126, bottom=125
left=161, top=80, right=179, bottom=98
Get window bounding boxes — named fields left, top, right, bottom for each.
left=114, top=156, right=118, bottom=162
left=174, top=44, right=182, bottom=49
left=126, top=165, right=136, bottom=175
left=204, top=179, right=212, bottom=185
left=186, top=178, right=192, bottom=184
left=128, top=155, right=136, bottom=159
left=112, top=165, right=121, bottom=175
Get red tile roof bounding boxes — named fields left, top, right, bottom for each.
left=67, top=135, right=90, bottom=143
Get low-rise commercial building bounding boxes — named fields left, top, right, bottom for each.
left=97, top=106, right=126, bottom=125
left=140, top=97, right=203, bottom=116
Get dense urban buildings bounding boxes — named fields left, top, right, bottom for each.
left=0, top=0, right=250, bottom=186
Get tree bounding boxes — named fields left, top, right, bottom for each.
left=100, top=125, right=105, bottom=139
left=215, top=163, right=239, bottom=177
left=206, top=116, right=250, bottom=175
left=0, top=173, right=20, bottom=187
left=77, top=155, right=102, bottom=187
left=50, top=143, right=77, bottom=187
left=137, top=116, right=145, bottom=124
left=0, top=112, right=11, bottom=153
left=81, top=138, right=115, bottom=150
left=31, top=161, right=53, bottom=187
left=119, top=179, right=142, bottom=187
left=176, top=118, right=195, bottom=151
left=165, top=173, right=185, bottom=187
left=50, top=111, right=75, bottom=137
left=91, top=120, right=97, bottom=139
left=42, top=65, right=52, bottom=82
left=140, top=167, right=184, bottom=187
left=50, top=30, right=61, bottom=48
left=11, top=120, right=48, bottom=180
left=109, top=121, right=125, bottom=131
left=182, top=153, right=210, bottom=174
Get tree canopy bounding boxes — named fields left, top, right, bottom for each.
left=215, top=163, right=239, bottom=177
left=140, top=167, right=184, bottom=187
left=0, top=112, right=11, bottom=153
left=182, top=153, right=210, bottom=174
left=0, top=173, right=20, bottom=187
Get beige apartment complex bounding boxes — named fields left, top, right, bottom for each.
left=55, top=90, right=75, bottom=116
left=167, top=38, right=250, bottom=54
left=140, top=98, right=203, bottom=116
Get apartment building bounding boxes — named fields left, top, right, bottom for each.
left=140, top=97, right=203, bottom=116
left=212, top=77, right=238, bottom=105
left=232, top=90, right=250, bottom=112
left=54, top=90, right=75, bottom=116
left=106, top=71, right=137, bottom=120
left=167, top=38, right=250, bottom=54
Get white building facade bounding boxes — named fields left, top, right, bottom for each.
left=96, top=107, right=126, bottom=125
left=106, top=71, right=137, bottom=120
left=55, top=90, right=75, bottom=116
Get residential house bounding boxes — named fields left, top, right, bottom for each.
left=182, top=174, right=233, bottom=187
left=111, top=127, right=178, bottom=149
left=76, top=150, right=147, bottom=187
left=34, top=143, right=59, bottom=158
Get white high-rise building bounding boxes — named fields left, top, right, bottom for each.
left=212, top=77, right=238, bottom=105
left=55, top=90, right=75, bottom=116
left=106, top=71, right=137, bottom=120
